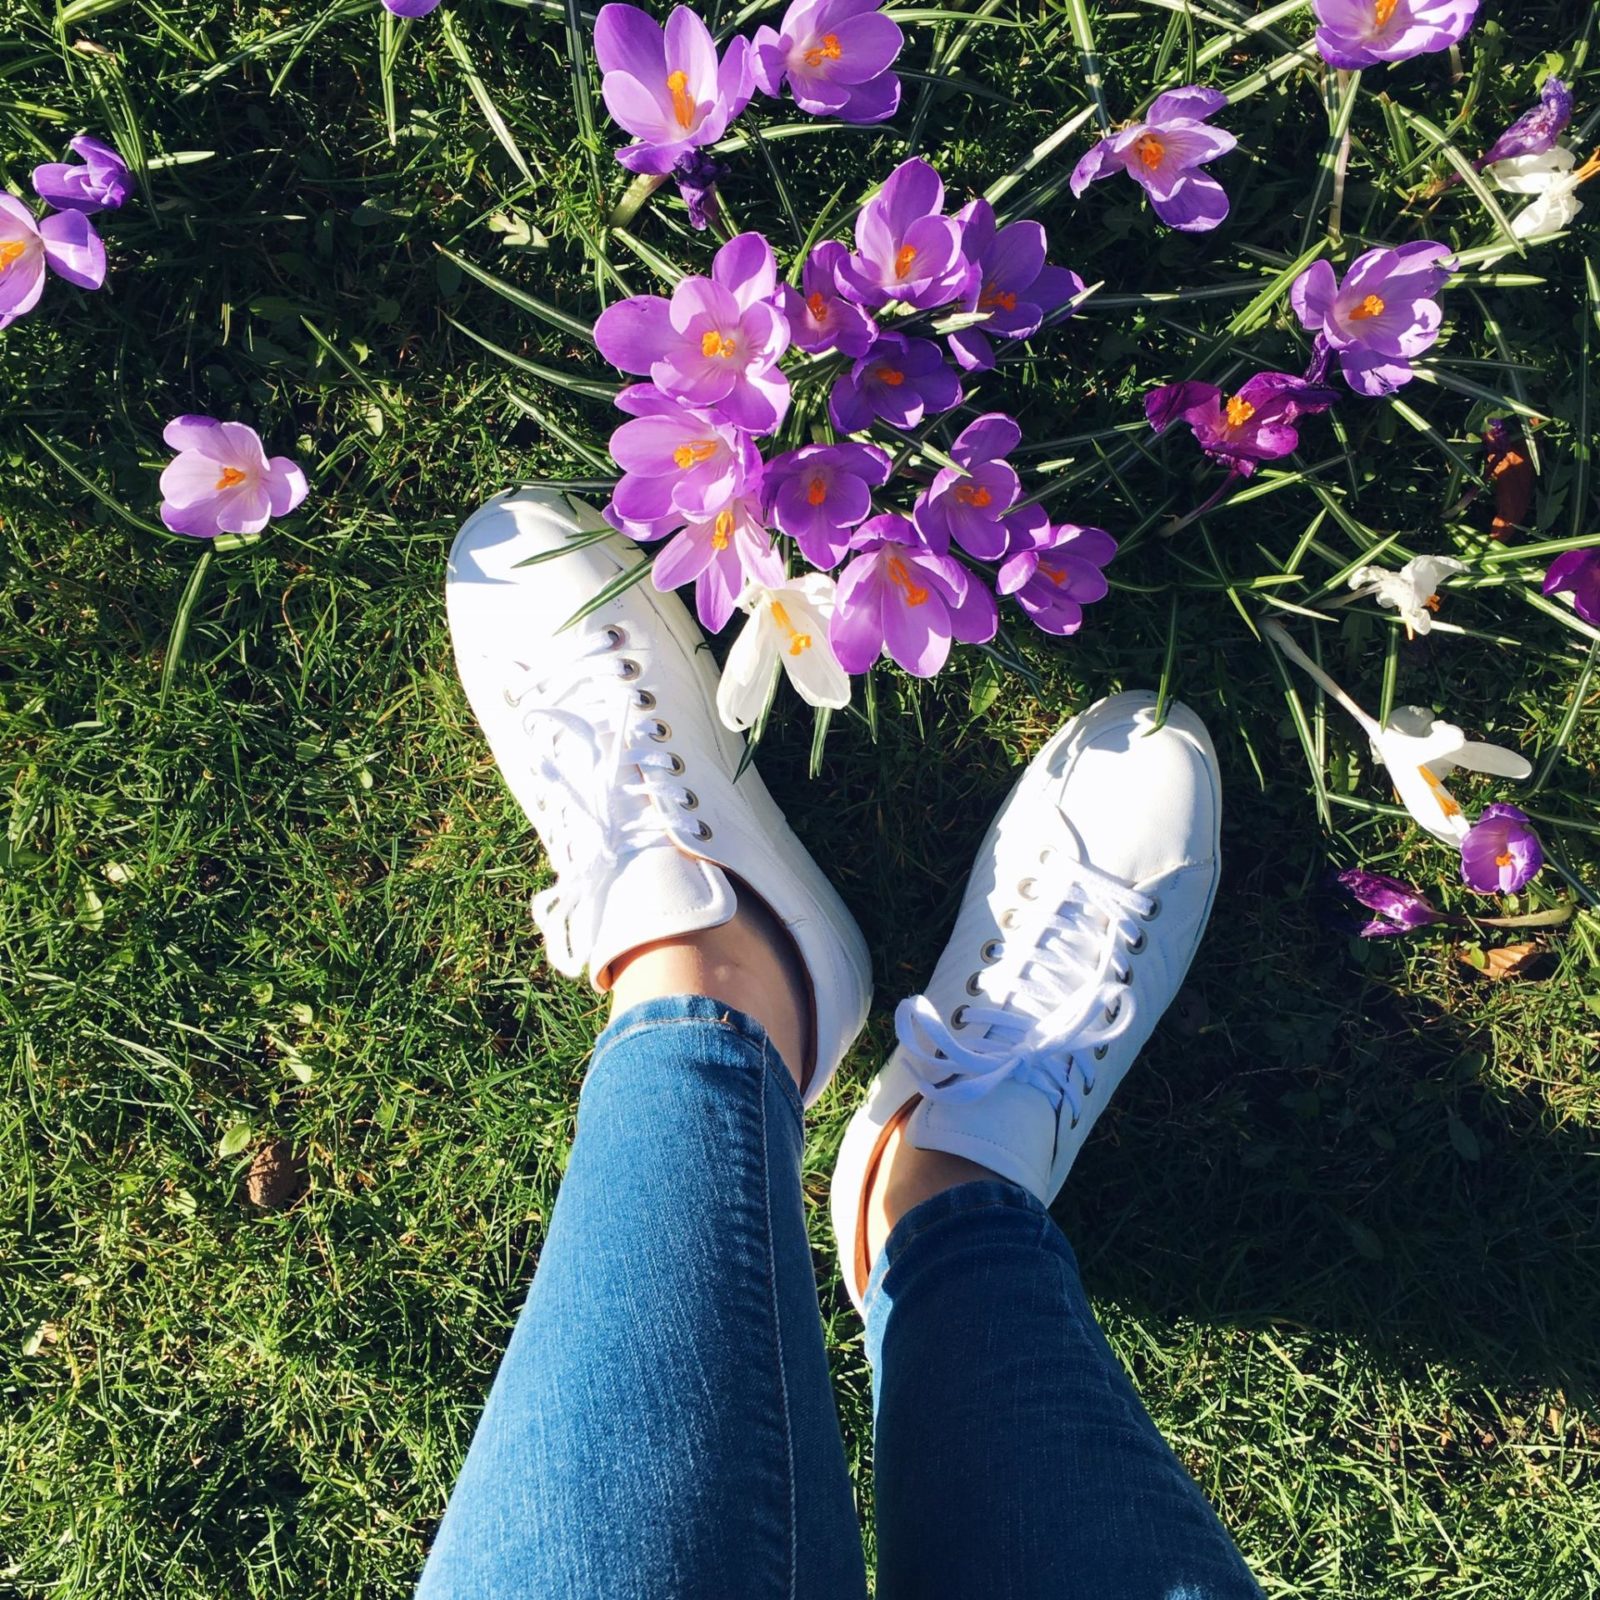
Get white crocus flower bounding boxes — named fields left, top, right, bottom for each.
left=1347, top=554, right=1467, bottom=638
left=717, top=573, right=851, bottom=732
left=1487, top=146, right=1600, bottom=239
left=1265, top=622, right=1531, bottom=844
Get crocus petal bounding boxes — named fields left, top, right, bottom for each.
left=264, top=458, right=310, bottom=517
left=1149, top=171, right=1230, bottom=232
left=953, top=411, right=1021, bottom=467
left=833, top=71, right=900, bottom=124
left=1069, top=139, right=1115, bottom=195
left=602, top=71, right=679, bottom=143
left=882, top=582, right=951, bottom=676
left=664, top=5, right=719, bottom=102
left=713, top=231, right=777, bottom=308
left=1290, top=259, right=1338, bottom=330
left=1145, top=85, right=1229, bottom=124
left=716, top=612, right=777, bottom=730
left=595, top=296, right=677, bottom=374
left=159, top=449, right=231, bottom=508
left=38, top=209, right=105, bottom=290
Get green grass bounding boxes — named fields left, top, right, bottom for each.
left=4, top=0, right=1600, bottom=1593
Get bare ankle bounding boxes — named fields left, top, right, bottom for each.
left=864, top=1121, right=1000, bottom=1269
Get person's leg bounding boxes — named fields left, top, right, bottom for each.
left=833, top=692, right=1262, bottom=1600
left=420, top=491, right=872, bottom=1598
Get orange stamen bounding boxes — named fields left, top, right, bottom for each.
left=1042, top=561, right=1067, bottom=587
left=710, top=508, right=734, bottom=551
left=885, top=553, right=929, bottom=607
left=667, top=69, right=695, bottom=130
left=769, top=599, right=813, bottom=655
left=1373, top=0, right=1399, bottom=26
left=1225, top=395, right=1256, bottom=428
left=1424, top=594, right=1441, bottom=612
left=806, top=290, right=827, bottom=322
left=1135, top=133, right=1166, bottom=169
left=699, top=329, right=736, bottom=359
left=672, top=440, right=719, bottom=470
left=953, top=483, right=992, bottom=508
left=872, top=364, right=905, bottom=387
left=893, top=244, right=918, bottom=280
left=215, top=467, right=248, bottom=490
left=801, top=32, right=841, bottom=67
left=0, top=240, right=26, bottom=269
left=978, top=282, right=1018, bottom=313
left=1495, top=850, right=1514, bottom=869
left=1349, top=293, right=1386, bottom=321
left=806, top=475, right=828, bottom=506
left=1417, top=767, right=1463, bottom=820
left=1575, top=149, right=1600, bottom=184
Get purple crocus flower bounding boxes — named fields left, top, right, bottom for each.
left=945, top=198, right=1085, bottom=373
left=777, top=241, right=877, bottom=357
left=1312, top=0, right=1479, bottom=71
left=1476, top=77, right=1572, bottom=170
left=829, top=331, right=961, bottom=433
left=1069, top=86, right=1236, bottom=233
left=159, top=416, right=309, bottom=538
left=1542, top=549, right=1600, bottom=626
left=830, top=513, right=996, bottom=677
left=595, top=232, right=789, bottom=433
left=32, top=135, right=131, bottom=214
left=1145, top=371, right=1339, bottom=476
left=1336, top=868, right=1445, bottom=937
left=648, top=487, right=787, bottom=633
left=607, top=382, right=752, bottom=525
left=1459, top=804, right=1542, bottom=894
left=594, top=3, right=753, bottom=176
left=836, top=158, right=973, bottom=310
left=912, top=412, right=1025, bottom=559
left=751, top=0, right=903, bottom=124
left=0, top=194, right=106, bottom=328
left=1290, top=242, right=1454, bottom=397
left=381, top=0, right=443, bottom=15
left=764, top=441, right=892, bottom=568
left=997, top=520, right=1117, bottom=636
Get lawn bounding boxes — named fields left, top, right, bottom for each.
left=3, top=0, right=1600, bottom=1594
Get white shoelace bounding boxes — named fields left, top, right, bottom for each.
left=505, top=625, right=705, bottom=975
left=897, top=854, right=1155, bottom=1128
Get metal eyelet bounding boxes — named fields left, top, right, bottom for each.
left=952, top=1004, right=969, bottom=1029
left=667, top=753, right=686, bottom=776
left=1140, top=897, right=1162, bottom=922
left=694, top=820, right=713, bottom=841
left=634, top=688, right=657, bottom=710
left=618, top=658, right=641, bottom=681
left=1039, top=847, right=1054, bottom=865
left=1093, top=1044, right=1109, bottom=1060
left=604, top=625, right=627, bottom=649
left=1068, top=1112, right=1080, bottom=1130
left=965, top=973, right=984, bottom=997
left=1082, top=1076, right=1095, bottom=1095
left=1127, top=929, right=1147, bottom=954
left=1018, top=878, right=1038, bottom=900
left=1104, top=999, right=1122, bottom=1024
left=980, top=939, right=1003, bottom=964
left=1000, top=908, right=1020, bottom=930
left=648, top=720, right=672, bottom=742
left=1118, top=967, right=1132, bottom=986
left=502, top=687, right=521, bottom=708
left=679, top=790, right=699, bottom=811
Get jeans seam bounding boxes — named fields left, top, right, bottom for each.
left=759, top=1061, right=801, bottom=1600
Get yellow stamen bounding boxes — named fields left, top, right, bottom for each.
left=806, top=290, right=827, bottom=322
left=801, top=31, right=841, bottom=67
left=1135, top=133, right=1166, bottom=169
left=215, top=466, right=248, bottom=490
left=806, top=475, right=828, bottom=506
left=699, top=329, right=736, bottom=359
left=711, top=508, right=734, bottom=551
left=0, top=240, right=26, bottom=269
left=885, top=553, right=929, bottom=607
left=769, top=599, right=813, bottom=655
left=1373, top=0, right=1399, bottom=26
left=872, top=364, right=905, bottom=387
left=978, top=282, right=1017, bottom=313
left=953, top=483, right=992, bottom=508
left=1417, top=767, right=1462, bottom=820
left=1225, top=395, right=1256, bottom=428
left=672, top=439, right=719, bottom=470
left=1349, top=293, right=1386, bottom=321
left=1575, top=148, right=1600, bottom=184
left=1495, top=850, right=1514, bottom=869
left=893, top=243, right=918, bottom=280
left=667, top=69, right=695, bottom=130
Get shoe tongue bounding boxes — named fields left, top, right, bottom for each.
left=588, top=844, right=737, bottom=989
left=910, top=1074, right=1057, bottom=1204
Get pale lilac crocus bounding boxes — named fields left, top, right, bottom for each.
left=1476, top=77, right=1572, bottom=170
left=1459, top=803, right=1542, bottom=894
left=945, top=199, right=1085, bottom=372
left=1542, top=549, right=1600, bottom=626
left=763, top=440, right=892, bottom=567
left=831, top=513, right=996, bottom=676
left=0, top=194, right=105, bottom=328
left=751, top=0, right=903, bottom=123
left=836, top=158, right=972, bottom=310
left=913, top=412, right=1023, bottom=560
left=1145, top=371, right=1338, bottom=476
left=1290, top=242, right=1454, bottom=397
left=1312, top=0, right=1479, bottom=71
left=829, top=331, right=961, bottom=433
left=778, top=241, right=877, bottom=357
left=1069, top=87, right=1236, bottom=233
left=1336, top=869, right=1445, bottom=938
left=595, top=232, right=790, bottom=433
left=159, top=416, right=308, bottom=538
left=595, top=3, right=753, bottom=175
left=997, top=520, right=1116, bottom=636
left=32, top=135, right=131, bottom=214
left=607, top=383, right=751, bottom=525
left=648, top=486, right=786, bottom=632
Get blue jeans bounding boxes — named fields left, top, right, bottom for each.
left=417, top=997, right=1262, bottom=1599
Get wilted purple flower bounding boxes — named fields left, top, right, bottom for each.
left=830, top=513, right=996, bottom=676
left=829, top=331, right=961, bottom=433
left=32, top=135, right=131, bottom=214
left=1145, top=371, right=1339, bottom=476
left=764, top=441, right=892, bottom=568
left=0, top=194, right=106, bottom=328
left=1070, top=86, right=1236, bottom=233
left=751, top=0, right=903, bottom=123
left=1476, top=77, right=1572, bottom=170
left=646, top=486, right=786, bottom=633
left=1312, top=0, right=1479, bottom=70
left=1460, top=804, right=1542, bottom=894
left=159, top=416, right=308, bottom=538
left=1336, top=868, right=1445, bottom=937
left=945, top=198, right=1084, bottom=372
left=836, top=158, right=972, bottom=310
left=671, top=150, right=727, bottom=230
left=607, top=383, right=752, bottom=525
left=595, top=3, right=753, bottom=175
left=1290, top=242, right=1454, bottom=397
left=912, top=412, right=1024, bottom=559
left=997, top=520, right=1117, bottom=636
left=595, top=232, right=789, bottom=433
left=778, top=241, right=877, bottom=357
left=1542, top=549, right=1600, bottom=626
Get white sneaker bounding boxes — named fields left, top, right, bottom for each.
left=447, top=488, right=872, bottom=1104
left=830, top=691, right=1221, bottom=1309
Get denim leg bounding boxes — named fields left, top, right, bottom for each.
left=866, top=1181, right=1262, bottom=1600
left=417, top=996, right=867, bottom=1600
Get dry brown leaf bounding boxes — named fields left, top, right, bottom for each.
left=1456, top=941, right=1544, bottom=982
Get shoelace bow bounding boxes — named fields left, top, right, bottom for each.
left=504, top=626, right=704, bottom=975
left=897, top=854, right=1155, bottom=1128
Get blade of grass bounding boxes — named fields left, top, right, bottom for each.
left=446, top=316, right=619, bottom=401
left=159, top=547, right=212, bottom=708
left=440, top=9, right=537, bottom=190
left=435, top=245, right=595, bottom=343
left=1062, top=0, right=1112, bottom=132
